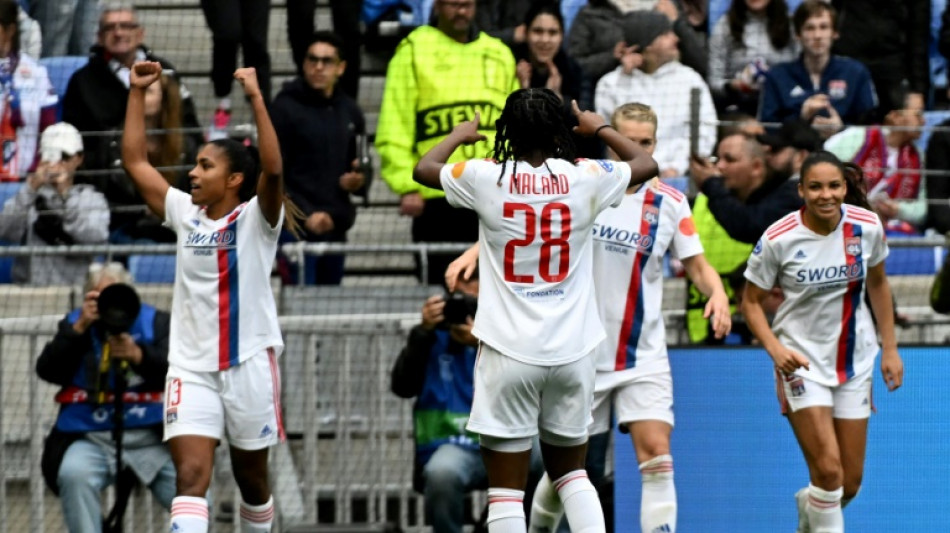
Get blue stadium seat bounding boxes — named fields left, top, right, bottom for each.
left=38, top=56, right=89, bottom=121
left=0, top=247, right=12, bottom=283
left=885, top=243, right=947, bottom=276
left=128, top=254, right=176, bottom=283
left=917, top=109, right=950, bottom=153
left=0, top=181, right=20, bottom=207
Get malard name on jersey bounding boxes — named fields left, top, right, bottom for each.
left=416, top=101, right=501, bottom=142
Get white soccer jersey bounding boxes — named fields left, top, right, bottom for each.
left=591, top=180, right=703, bottom=373
left=441, top=157, right=630, bottom=365
left=164, top=188, right=285, bottom=372
left=745, top=205, right=888, bottom=386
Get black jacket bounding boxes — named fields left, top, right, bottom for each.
left=62, top=45, right=202, bottom=234
left=832, top=0, right=930, bottom=97
left=700, top=174, right=804, bottom=244
left=36, top=310, right=170, bottom=391
left=271, top=78, right=367, bottom=241
left=926, top=119, right=950, bottom=234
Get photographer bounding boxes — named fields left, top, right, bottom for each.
left=0, top=122, right=109, bottom=284
left=36, top=262, right=175, bottom=533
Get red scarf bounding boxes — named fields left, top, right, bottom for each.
left=853, top=127, right=922, bottom=200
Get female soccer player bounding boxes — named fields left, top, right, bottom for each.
left=526, top=102, right=731, bottom=533
left=413, top=88, right=658, bottom=532
left=742, top=151, right=904, bottom=533
left=122, top=61, right=297, bottom=533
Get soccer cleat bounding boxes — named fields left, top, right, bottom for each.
left=207, top=107, right=231, bottom=141
left=795, top=487, right=810, bottom=533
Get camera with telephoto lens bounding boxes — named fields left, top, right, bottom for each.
left=442, top=291, right=478, bottom=325
left=96, top=283, right=141, bottom=335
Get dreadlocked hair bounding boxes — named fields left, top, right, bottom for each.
left=207, top=138, right=305, bottom=238
left=492, top=88, right=576, bottom=186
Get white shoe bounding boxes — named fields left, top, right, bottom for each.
left=795, top=488, right=810, bottom=533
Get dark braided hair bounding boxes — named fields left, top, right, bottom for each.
left=492, top=88, right=576, bottom=185
left=800, top=150, right=871, bottom=210
left=206, top=138, right=305, bottom=236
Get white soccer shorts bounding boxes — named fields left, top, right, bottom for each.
left=590, top=366, right=675, bottom=435
left=776, top=364, right=873, bottom=419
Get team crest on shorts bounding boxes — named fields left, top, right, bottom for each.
left=845, top=236, right=862, bottom=256
left=642, top=204, right=660, bottom=226
left=785, top=373, right=806, bottom=397
left=166, top=408, right=178, bottom=424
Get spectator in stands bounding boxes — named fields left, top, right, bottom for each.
left=824, top=93, right=927, bottom=234
left=832, top=0, right=929, bottom=122
left=375, top=0, right=516, bottom=285
left=475, top=0, right=531, bottom=47
left=758, top=0, right=878, bottom=137
left=0, top=0, right=57, bottom=182
left=718, top=111, right=766, bottom=139
left=391, top=271, right=542, bottom=532
left=17, top=2, right=41, bottom=58
left=62, top=4, right=202, bottom=243
left=685, top=132, right=800, bottom=343
left=513, top=2, right=582, bottom=105
left=654, top=0, right=708, bottom=79
left=757, top=117, right=823, bottom=182
left=144, top=71, right=198, bottom=192
left=201, top=0, right=273, bottom=139
left=271, top=31, right=368, bottom=285
left=568, top=1, right=707, bottom=95
left=31, top=0, right=97, bottom=57
left=707, top=0, right=799, bottom=116
left=925, top=115, right=950, bottom=235
left=690, top=132, right=803, bottom=243
left=594, top=10, right=717, bottom=178
left=0, top=122, right=109, bottom=285
left=286, top=0, right=362, bottom=98
left=37, top=261, right=175, bottom=533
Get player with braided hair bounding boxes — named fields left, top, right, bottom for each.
left=413, top=88, right=657, bottom=533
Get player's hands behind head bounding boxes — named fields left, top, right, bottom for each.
left=571, top=100, right=606, bottom=137
left=451, top=112, right=487, bottom=145
left=130, top=61, right=162, bottom=89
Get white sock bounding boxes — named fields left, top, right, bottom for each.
left=806, top=484, right=843, bottom=533
left=218, top=97, right=232, bottom=111
left=639, top=454, right=676, bottom=533
left=553, top=470, right=605, bottom=533
left=529, top=473, right=563, bottom=533
left=487, top=488, right=526, bottom=533
left=795, top=487, right=810, bottom=533
left=240, top=496, right=275, bottom=532
left=169, top=496, right=209, bottom=533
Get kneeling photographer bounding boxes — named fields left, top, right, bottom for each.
left=391, top=271, right=543, bottom=531
left=37, top=262, right=176, bottom=533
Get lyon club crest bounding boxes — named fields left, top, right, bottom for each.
left=643, top=205, right=659, bottom=226
left=845, top=236, right=862, bottom=256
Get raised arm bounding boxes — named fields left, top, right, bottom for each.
left=234, top=68, right=283, bottom=228
left=572, top=100, right=658, bottom=187
left=121, top=62, right=170, bottom=218
left=412, top=113, right=487, bottom=190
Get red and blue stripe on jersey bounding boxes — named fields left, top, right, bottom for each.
left=836, top=222, right=863, bottom=383
left=217, top=205, right=244, bottom=370
left=615, top=189, right=662, bottom=370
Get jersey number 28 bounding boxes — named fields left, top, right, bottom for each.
left=504, top=202, right=571, bottom=283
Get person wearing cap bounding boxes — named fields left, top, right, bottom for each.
left=36, top=261, right=176, bottom=533
left=758, top=118, right=824, bottom=182
left=0, top=122, right=109, bottom=285
left=594, top=9, right=717, bottom=178
left=823, top=93, right=927, bottom=234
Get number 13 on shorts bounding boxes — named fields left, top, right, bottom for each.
left=166, top=377, right=182, bottom=424
left=504, top=201, right=572, bottom=283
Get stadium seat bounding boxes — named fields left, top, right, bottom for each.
left=38, top=56, right=89, bottom=121
left=917, top=109, right=950, bottom=153
left=128, top=254, right=176, bottom=283
left=885, top=242, right=947, bottom=276
left=0, top=181, right=19, bottom=207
